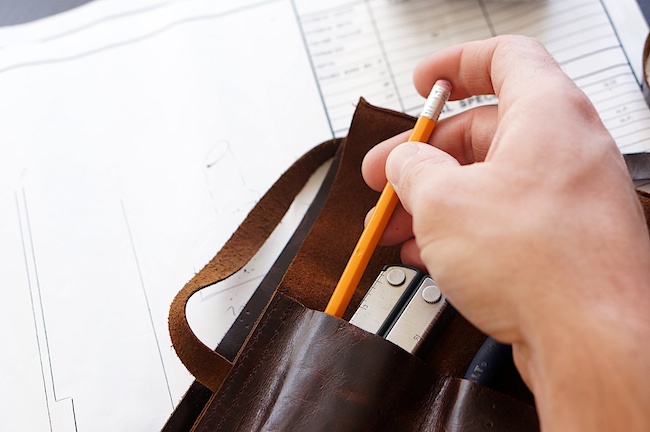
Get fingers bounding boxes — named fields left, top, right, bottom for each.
left=362, top=130, right=411, bottom=191
left=363, top=142, right=463, bottom=268
left=399, top=239, right=426, bottom=269
left=413, top=35, right=608, bottom=167
left=362, top=105, right=497, bottom=190
left=365, top=203, right=414, bottom=246
left=413, top=36, right=567, bottom=103
left=386, top=142, right=460, bottom=215
left=363, top=205, right=427, bottom=270
left=432, top=105, right=496, bottom=162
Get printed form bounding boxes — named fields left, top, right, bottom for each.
left=0, top=0, right=648, bottom=430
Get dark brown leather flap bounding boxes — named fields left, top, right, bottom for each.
left=437, top=378, right=540, bottom=431
left=278, top=99, right=417, bottom=318
left=192, top=293, right=538, bottom=432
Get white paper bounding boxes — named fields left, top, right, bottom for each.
left=0, top=1, right=332, bottom=430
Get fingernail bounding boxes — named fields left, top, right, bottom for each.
left=386, top=143, right=420, bottom=187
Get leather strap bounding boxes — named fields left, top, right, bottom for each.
left=168, top=139, right=339, bottom=392
left=162, top=142, right=345, bottom=432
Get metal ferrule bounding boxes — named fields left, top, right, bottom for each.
left=420, top=84, right=451, bottom=120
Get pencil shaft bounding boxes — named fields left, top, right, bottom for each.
left=324, top=182, right=400, bottom=317
left=324, top=117, right=435, bottom=317
left=325, top=81, right=451, bottom=317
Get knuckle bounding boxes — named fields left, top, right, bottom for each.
left=493, top=35, right=559, bottom=72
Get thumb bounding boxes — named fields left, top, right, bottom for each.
left=386, top=142, right=460, bottom=212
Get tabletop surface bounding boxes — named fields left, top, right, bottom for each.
left=1, top=0, right=650, bottom=26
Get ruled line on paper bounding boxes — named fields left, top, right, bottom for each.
left=295, top=0, right=650, bottom=150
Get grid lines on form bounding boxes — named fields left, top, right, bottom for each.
left=299, top=2, right=399, bottom=136
left=484, top=0, right=650, bottom=151
left=297, top=0, right=494, bottom=136
left=367, top=0, right=493, bottom=116
left=296, top=0, right=650, bottom=149
left=581, top=66, right=650, bottom=151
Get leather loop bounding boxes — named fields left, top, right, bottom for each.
left=168, top=139, right=340, bottom=392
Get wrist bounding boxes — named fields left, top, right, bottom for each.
left=515, top=291, right=650, bottom=431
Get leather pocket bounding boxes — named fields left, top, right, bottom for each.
left=192, top=293, right=538, bottom=432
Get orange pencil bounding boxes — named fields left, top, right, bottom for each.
left=324, top=79, right=452, bottom=317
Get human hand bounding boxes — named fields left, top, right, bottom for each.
left=362, top=36, right=650, bottom=430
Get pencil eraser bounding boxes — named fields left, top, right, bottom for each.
left=434, top=79, right=452, bottom=92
